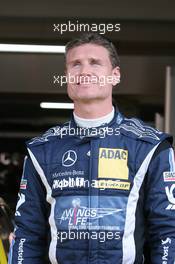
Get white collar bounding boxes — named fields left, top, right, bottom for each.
left=73, top=107, right=114, bottom=128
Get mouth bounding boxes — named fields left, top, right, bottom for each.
left=77, top=82, right=92, bottom=85
left=76, top=76, right=98, bottom=86
left=76, top=80, right=97, bottom=85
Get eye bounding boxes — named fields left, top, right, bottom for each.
left=72, top=61, right=81, bottom=67
left=90, top=59, right=101, bottom=65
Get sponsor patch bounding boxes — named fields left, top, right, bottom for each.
left=98, top=148, right=129, bottom=179
left=20, top=179, right=27, bottom=189
left=15, top=193, right=25, bottom=216
left=161, top=237, right=171, bottom=264
left=18, top=238, right=26, bottom=263
left=165, top=184, right=175, bottom=210
left=163, top=172, right=175, bottom=182
left=55, top=196, right=126, bottom=232
left=94, top=180, right=130, bottom=190
left=52, top=170, right=84, bottom=178
left=52, top=177, right=87, bottom=190
left=62, top=150, right=77, bottom=167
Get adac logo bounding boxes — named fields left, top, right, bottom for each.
left=57, top=198, right=122, bottom=227
left=62, top=150, right=77, bottom=167
left=98, top=148, right=129, bottom=180
left=99, top=149, right=127, bottom=160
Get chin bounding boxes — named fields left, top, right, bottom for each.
left=68, top=89, right=107, bottom=102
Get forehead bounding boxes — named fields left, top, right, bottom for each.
left=66, top=43, right=110, bottom=62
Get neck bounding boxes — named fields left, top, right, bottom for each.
left=74, top=106, right=114, bottom=128
left=73, top=100, right=113, bottom=119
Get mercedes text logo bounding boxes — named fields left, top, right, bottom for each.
left=62, top=150, right=77, bottom=167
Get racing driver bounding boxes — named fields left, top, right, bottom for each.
left=9, top=33, right=175, bottom=264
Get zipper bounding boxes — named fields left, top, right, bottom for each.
left=88, top=139, right=93, bottom=264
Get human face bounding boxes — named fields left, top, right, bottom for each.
left=66, top=44, right=120, bottom=104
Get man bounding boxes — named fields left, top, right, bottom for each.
left=9, top=33, right=175, bottom=263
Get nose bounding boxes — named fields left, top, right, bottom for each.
left=77, top=64, right=92, bottom=84
left=79, top=63, right=92, bottom=76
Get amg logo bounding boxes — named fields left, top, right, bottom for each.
left=99, top=149, right=127, bottom=160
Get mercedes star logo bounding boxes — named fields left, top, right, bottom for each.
left=62, top=150, right=77, bottom=167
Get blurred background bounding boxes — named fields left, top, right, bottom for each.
left=0, top=0, right=175, bottom=261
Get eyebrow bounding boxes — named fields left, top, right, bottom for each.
left=89, top=58, right=102, bottom=63
left=68, top=59, right=81, bottom=65
left=68, top=57, right=103, bottom=65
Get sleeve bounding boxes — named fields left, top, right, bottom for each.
left=8, top=156, right=50, bottom=264
left=144, top=142, right=175, bottom=264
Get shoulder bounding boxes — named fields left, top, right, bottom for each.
left=26, top=121, right=71, bottom=147
left=117, top=114, right=172, bottom=145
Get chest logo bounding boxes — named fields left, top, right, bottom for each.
left=62, top=150, right=77, bottom=167
left=98, top=148, right=129, bottom=180
left=57, top=198, right=122, bottom=227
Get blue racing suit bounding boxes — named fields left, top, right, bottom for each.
left=9, top=109, right=175, bottom=264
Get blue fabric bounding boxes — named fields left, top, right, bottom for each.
left=9, top=109, right=175, bottom=264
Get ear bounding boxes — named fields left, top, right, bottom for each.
left=112, top=66, right=120, bottom=86
left=64, top=67, right=67, bottom=76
